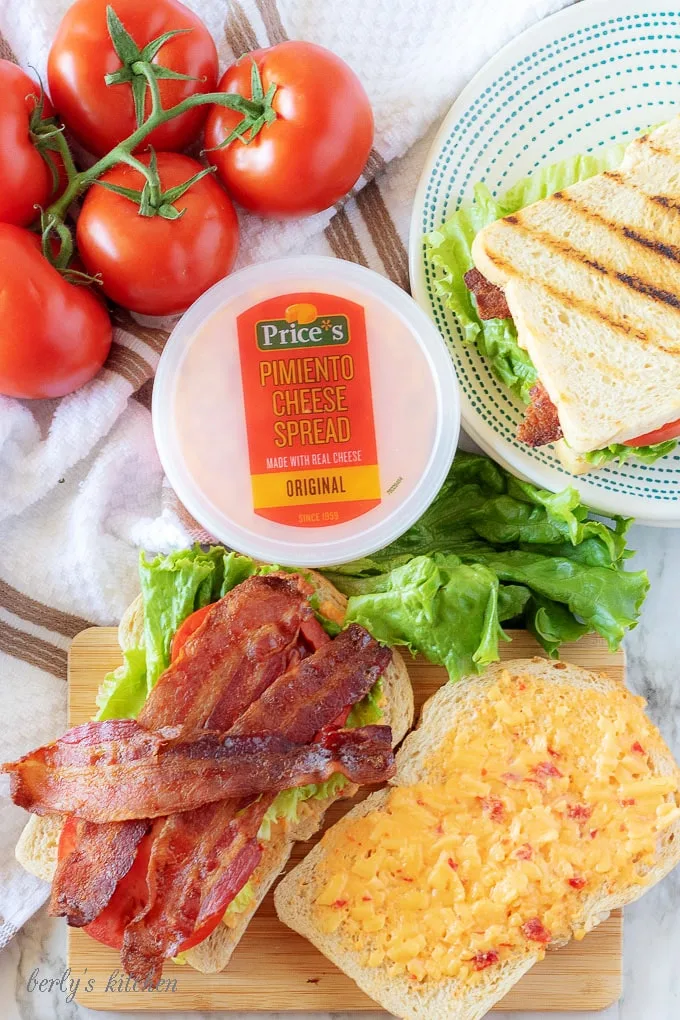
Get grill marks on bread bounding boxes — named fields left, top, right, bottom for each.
left=471, top=120, right=680, bottom=452
left=487, top=174, right=680, bottom=346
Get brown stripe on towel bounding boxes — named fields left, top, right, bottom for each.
left=105, top=343, right=154, bottom=392
left=364, top=149, right=387, bottom=179
left=133, top=378, right=155, bottom=411
left=112, top=309, right=170, bottom=355
left=356, top=180, right=409, bottom=290
left=225, top=0, right=260, bottom=56
left=0, top=623, right=67, bottom=680
left=253, top=0, right=288, bottom=44
left=325, top=207, right=368, bottom=266
left=0, top=579, right=93, bottom=638
left=0, top=32, right=17, bottom=62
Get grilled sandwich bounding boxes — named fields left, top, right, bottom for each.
left=470, top=118, right=680, bottom=469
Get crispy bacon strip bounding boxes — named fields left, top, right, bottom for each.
left=230, top=623, right=392, bottom=742
left=5, top=721, right=395, bottom=822
left=138, top=573, right=326, bottom=733
left=49, top=818, right=149, bottom=927
left=122, top=798, right=264, bottom=987
left=121, top=624, right=393, bottom=985
left=464, top=267, right=511, bottom=319
left=50, top=573, right=323, bottom=926
left=517, top=381, right=564, bottom=447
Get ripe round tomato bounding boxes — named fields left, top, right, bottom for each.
left=0, top=61, right=65, bottom=227
left=48, top=0, right=218, bottom=157
left=57, top=818, right=226, bottom=952
left=0, top=225, right=112, bottom=399
left=171, top=604, right=213, bottom=661
left=205, top=42, right=374, bottom=218
left=76, top=152, right=239, bottom=316
left=624, top=417, right=680, bottom=447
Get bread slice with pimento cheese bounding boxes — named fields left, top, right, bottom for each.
left=275, top=658, right=680, bottom=1020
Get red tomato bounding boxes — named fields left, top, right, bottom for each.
left=57, top=817, right=226, bottom=952
left=56, top=816, right=152, bottom=950
left=624, top=417, right=680, bottom=446
left=205, top=42, right=374, bottom=218
left=0, top=60, right=65, bottom=227
left=0, top=225, right=112, bottom=399
left=47, top=0, right=218, bottom=157
left=171, top=604, right=213, bottom=661
left=76, top=153, right=239, bottom=316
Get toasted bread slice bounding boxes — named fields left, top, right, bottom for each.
left=275, top=658, right=680, bottom=1020
left=471, top=119, right=680, bottom=453
left=16, top=569, right=414, bottom=975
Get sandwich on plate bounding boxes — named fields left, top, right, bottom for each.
left=4, top=549, right=413, bottom=986
left=428, top=117, right=680, bottom=474
left=276, top=657, right=680, bottom=1020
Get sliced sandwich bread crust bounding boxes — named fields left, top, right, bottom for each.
left=275, top=658, right=680, bottom=1020
left=471, top=119, right=680, bottom=454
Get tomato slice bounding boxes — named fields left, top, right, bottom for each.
left=58, top=817, right=226, bottom=953
left=624, top=416, right=680, bottom=447
left=170, top=605, right=213, bottom=662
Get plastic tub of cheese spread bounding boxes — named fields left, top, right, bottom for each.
left=153, top=256, right=459, bottom=567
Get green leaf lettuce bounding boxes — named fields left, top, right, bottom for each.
left=324, top=453, right=648, bottom=679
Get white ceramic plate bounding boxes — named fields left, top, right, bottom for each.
left=410, top=0, right=680, bottom=525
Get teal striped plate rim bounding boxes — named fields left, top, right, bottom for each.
left=409, top=0, right=680, bottom=526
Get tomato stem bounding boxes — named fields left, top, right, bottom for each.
left=132, top=60, right=163, bottom=119
left=41, top=126, right=81, bottom=188
left=118, top=150, right=163, bottom=209
left=45, top=87, right=264, bottom=224
left=42, top=215, right=74, bottom=270
left=42, top=65, right=267, bottom=270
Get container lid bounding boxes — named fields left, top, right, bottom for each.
left=153, top=256, right=459, bottom=567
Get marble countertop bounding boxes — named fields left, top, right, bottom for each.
left=1, top=521, right=678, bottom=1020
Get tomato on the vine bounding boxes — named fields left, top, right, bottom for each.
left=76, top=152, right=239, bottom=317
left=204, top=42, right=374, bottom=218
left=0, top=225, right=112, bottom=399
left=48, top=0, right=218, bottom=157
left=0, top=61, right=65, bottom=227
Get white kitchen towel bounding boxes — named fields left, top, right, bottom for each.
left=0, top=0, right=570, bottom=947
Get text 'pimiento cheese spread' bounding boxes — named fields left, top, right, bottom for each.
left=153, top=257, right=459, bottom=566
left=313, top=669, right=680, bottom=985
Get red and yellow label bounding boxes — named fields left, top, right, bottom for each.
left=237, top=292, right=381, bottom=527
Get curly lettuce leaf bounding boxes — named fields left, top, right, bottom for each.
left=325, top=453, right=648, bottom=675
left=347, top=678, right=384, bottom=728
left=470, top=548, right=648, bottom=652
left=257, top=773, right=351, bottom=842
left=95, top=647, right=148, bottom=721
left=224, top=879, right=256, bottom=917
left=426, top=183, right=536, bottom=403
left=583, top=440, right=678, bottom=467
left=95, top=548, right=259, bottom=720
left=345, top=554, right=505, bottom=680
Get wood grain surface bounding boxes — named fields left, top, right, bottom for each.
left=68, top=628, right=623, bottom=1012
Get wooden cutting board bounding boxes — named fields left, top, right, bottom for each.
left=67, top=628, right=623, bottom=1012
